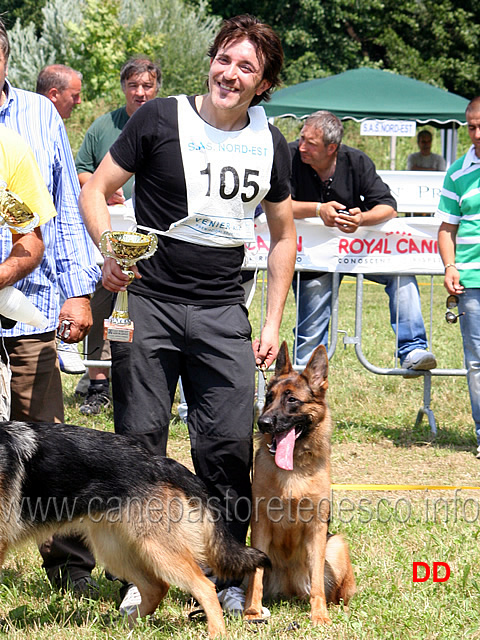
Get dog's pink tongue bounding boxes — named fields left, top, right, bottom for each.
left=274, top=428, right=296, bottom=470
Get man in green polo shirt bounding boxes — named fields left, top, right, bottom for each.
left=75, top=56, right=161, bottom=415
left=437, top=96, right=480, bottom=458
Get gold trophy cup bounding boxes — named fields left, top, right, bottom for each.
left=0, top=182, right=40, bottom=233
left=100, top=230, right=158, bottom=342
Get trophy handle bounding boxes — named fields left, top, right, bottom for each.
left=140, top=232, right=158, bottom=261
left=0, top=181, right=40, bottom=233
left=99, top=230, right=116, bottom=260
left=6, top=211, right=40, bottom=234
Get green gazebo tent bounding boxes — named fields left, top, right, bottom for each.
left=263, top=68, right=469, bottom=165
left=264, top=68, right=468, bottom=124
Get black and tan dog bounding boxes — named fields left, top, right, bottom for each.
left=0, top=420, right=270, bottom=637
left=244, top=342, right=356, bottom=625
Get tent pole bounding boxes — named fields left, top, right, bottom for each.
left=390, top=136, right=396, bottom=170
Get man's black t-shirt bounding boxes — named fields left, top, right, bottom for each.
left=110, top=96, right=290, bottom=305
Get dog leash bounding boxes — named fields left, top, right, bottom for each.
left=256, top=363, right=267, bottom=383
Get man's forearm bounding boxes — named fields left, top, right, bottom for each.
left=78, top=171, right=93, bottom=189
left=0, top=229, right=44, bottom=288
left=292, top=199, right=318, bottom=219
left=251, top=197, right=296, bottom=368
left=438, top=222, right=461, bottom=295
left=264, top=197, right=297, bottom=331
left=438, top=222, right=457, bottom=265
left=360, top=204, right=396, bottom=226
left=265, top=233, right=296, bottom=331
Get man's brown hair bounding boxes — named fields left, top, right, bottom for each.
left=208, top=14, right=283, bottom=107
left=120, top=56, right=162, bottom=92
left=0, top=18, right=10, bottom=62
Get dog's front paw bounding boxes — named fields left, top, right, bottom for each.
left=244, top=607, right=263, bottom=621
left=310, top=594, right=332, bottom=626
left=311, top=612, right=332, bottom=626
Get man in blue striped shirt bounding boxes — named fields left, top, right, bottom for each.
left=437, top=96, right=480, bottom=459
left=0, top=20, right=100, bottom=594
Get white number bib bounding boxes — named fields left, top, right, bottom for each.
left=164, top=95, right=274, bottom=247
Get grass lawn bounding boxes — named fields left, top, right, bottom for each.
left=1, top=274, right=479, bottom=639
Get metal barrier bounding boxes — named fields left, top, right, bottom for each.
left=255, top=268, right=467, bottom=437
left=82, top=267, right=467, bottom=438
left=81, top=346, right=109, bottom=369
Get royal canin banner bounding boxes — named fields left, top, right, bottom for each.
left=246, top=215, right=443, bottom=275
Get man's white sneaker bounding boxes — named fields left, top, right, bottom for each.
left=217, top=586, right=270, bottom=618
left=402, top=349, right=437, bottom=371
left=177, top=401, right=188, bottom=424
left=57, top=340, right=86, bottom=374
left=119, top=583, right=142, bottom=616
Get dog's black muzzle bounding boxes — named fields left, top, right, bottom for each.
left=258, top=410, right=312, bottom=438
left=257, top=413, right=277, bottom=434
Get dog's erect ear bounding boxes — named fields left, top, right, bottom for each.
left=275, top=341, right=293, bottom=377
left=302, top=344, right=329, bottom=393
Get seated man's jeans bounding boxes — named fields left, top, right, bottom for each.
left=292, top=273, right=428, bottom=367
left=458, top=289, right=480, bottom=446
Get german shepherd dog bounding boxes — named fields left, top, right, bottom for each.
left=244, top=342, right=356, bottom=625
left=0, top=421, right=270, bottom=637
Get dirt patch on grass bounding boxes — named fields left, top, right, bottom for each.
left=332, top=440, right=480, bottom=487
left=168, top=419, right=480, bottom=488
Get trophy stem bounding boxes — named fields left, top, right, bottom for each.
left=109, top=270, right=135, bottom=324
left=110, top=290, right=131, bottom=324
left=104, top=270, right=136, bottom=342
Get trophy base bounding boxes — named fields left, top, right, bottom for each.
left=104, top=319, right=134, bottom=342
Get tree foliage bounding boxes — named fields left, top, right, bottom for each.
left=343, top=0, right=480, bottom=97
left=6, top=0, right=480, bottom=100
left=206, top=0, right=480, bottom=97
left=65, top=0, right=156, bottom=101
left=7, top=0, right=219, bottom=100
left=8, top=0, right=81, bottom=91
left=0, top=0, right=45, bottom=32
left=120, top=0, right=219, bottom=97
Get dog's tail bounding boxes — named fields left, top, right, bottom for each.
left=204, top=516, right=271, bottom=582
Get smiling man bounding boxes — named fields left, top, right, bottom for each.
left=79, top=14, right=296, bottom=616
left=76, top=56, right=161, bottom=205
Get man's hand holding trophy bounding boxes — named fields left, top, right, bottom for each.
left=99, top=230, right=158, bottom=342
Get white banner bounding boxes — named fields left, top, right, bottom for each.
left=246, top=215, right=444, bottom=275
left=378, top=171, right=445, bottom=213
left=361, top=120, right=417, bottom=137
left=103, top=199, right=445, bottom=276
